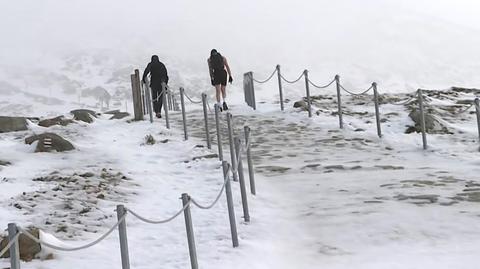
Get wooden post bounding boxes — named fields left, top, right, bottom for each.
left=335, top=75, right=343, bottom=129
left=131, top=70, right=143, bottom=121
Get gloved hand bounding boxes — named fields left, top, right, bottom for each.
left=211, top=78, right=215, bottom=86
left=228, top=76, right=233, bottom=84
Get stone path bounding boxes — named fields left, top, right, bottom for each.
left=168, top=94, right=480, bottom=268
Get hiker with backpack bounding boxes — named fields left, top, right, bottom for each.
left=208, top=49, right=233, bottom=111
left=142, top=55, right=169, bottom=118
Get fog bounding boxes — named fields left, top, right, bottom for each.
left=1, top=0, right=480, bottom=91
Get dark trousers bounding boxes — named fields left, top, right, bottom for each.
left=151, top=86, right=164, bottom=114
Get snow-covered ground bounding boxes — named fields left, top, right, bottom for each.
left=2, top=85, right=480, bottom=268
left=2, top=0, right=480, bottom=268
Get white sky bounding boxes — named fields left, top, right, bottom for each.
left=1, top=0, right=480, bottom=89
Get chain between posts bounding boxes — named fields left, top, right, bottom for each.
left=252, top=68, right=278, bottom=84
left=339, top=84, right=374, bottom=96
left=280, top=73, right=305, bottom=84
left=308, top=77, right=336, bottom=89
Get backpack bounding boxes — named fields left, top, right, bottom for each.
left=210, top=53, right=224, bottom=70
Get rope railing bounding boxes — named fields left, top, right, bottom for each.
left=127, top=202, right=191, bottom=224
left=280, top=73, right=305, bottom=84
left=252, top=68, right=277, bottom=84
left=340, top=84, right=374, bottom=96
left=190, top=166, right=231, bottom=210
left=390, top=95, right=416, bottom=106
left=308, top=77, right=336, bottom=89
left=17, top=214, right=126, bottom=252
left=184, top=91, right=203, bottom=104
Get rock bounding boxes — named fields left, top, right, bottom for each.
left=79, top=172, right=94, bottom=178
left=144, top=134, right=156, bottom=145
left=0, top=160, right=11, bottom=166
left=109, top=112, right=130, bottom=120
left=191, top=154, right=219, bottom=162
left=407, top=108, right=449, bottom=134
left=293, top=100, right=308, bottom=111
left=0, top=227, right=41, bottom=261
left=0, top=116, right=28, bottom=133
left=25, top=133, right=75, bottom=152
left=38, top=116, right=74, bottom=127
left=70, top=109, right=97, bottom=123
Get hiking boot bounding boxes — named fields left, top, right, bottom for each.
left=223, top=102, right=229, bottom=111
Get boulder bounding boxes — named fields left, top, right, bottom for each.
left=0, top=116, right=28, bottom=133
left=70, top=109, right=97, bottom=123
left=293, top=100, right=308, bottom=111
left=0, top=228, right=41, bottom=261
left=407, top=108, right=449, bottom=134
left=25, top=133, right=75, bottom=152
left=38, top=116, right=74, bottom=127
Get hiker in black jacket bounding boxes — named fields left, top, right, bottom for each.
left=208, top=49, right=232, bottom=111
left=142, top=55, right=169, bottom=118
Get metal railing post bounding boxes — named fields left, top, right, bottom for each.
left=214, top=104, right=223, bottom=161
left=244, top=126, right=256, bottom=195
left=222, top=161, right=239, bottom=247
left=234, top=137, right=250, bottom=222
left=373, top=82, right=382, bottom=138
left=8, top=223, right=20, bottom=269
left=304, top=70, right=312, bottom=117
left=180, top=87, right=188, bottom=140
left=162, top=83, right=170, bottom=129
left=116, top=205, right=130, bottom=269
left=181, top=193, right=198, bottom=269
left=475, top=98, right=480, bottom=152
left=143, top=79, right=154, bottom=123
left=226, top=113, right=238, bottom=181
left=417, top=89, right=428, bottom=150
left=202, top=93, right=211, bottom=149
left=276, top=65, right=284, bottom=111
left=335, top=75, right=343, bottom=128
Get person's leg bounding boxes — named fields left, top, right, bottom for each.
left=151, top=88, right=160, bottom=113
left=215, top=85, right=222, bottom=103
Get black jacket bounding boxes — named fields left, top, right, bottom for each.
left=143, top=55, right=169, bottom=88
